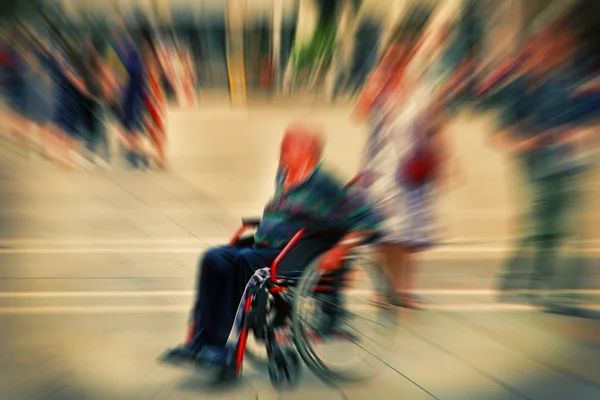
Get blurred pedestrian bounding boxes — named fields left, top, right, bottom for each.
left=354, top=5, right=458, bottom=308
left=79, top=33, right=112, bottom=168
left=140, top=29, right=168, bottom=169
left=24, top=33, right=55, bottom=157
left=111, top=31, right=148, bottom=169
left=48, top=34, right=98, bottom=170
left=0, top=29, right=32, bottom=149
left=490, top=20, right=592, bottom=305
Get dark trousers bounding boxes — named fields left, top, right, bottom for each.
left=499, top=172, right=581, bottom=292
left=190, top=233, right=344, bottom=349
left=191, top=246, right=280, bottom=348
left=82, top=99, right=109, bottom=161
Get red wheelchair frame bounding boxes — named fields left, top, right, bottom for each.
left=229, top=221, right=306, bottom=374
left=223, top=175, right=364, bottom=384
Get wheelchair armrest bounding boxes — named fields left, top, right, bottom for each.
left=234, top=235, right=255, bottom=248
left=230, top=218, right=261, bottom=245
left=241, top=217, right=261, bottom=227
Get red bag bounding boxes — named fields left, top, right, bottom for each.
left=399, top=143, right=439, bottom=187
left=398, top=123, right=440, bottom=188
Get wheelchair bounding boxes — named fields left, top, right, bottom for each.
left=214, top=217, right=399, bottom=388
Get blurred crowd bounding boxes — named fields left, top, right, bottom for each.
left=0, top=12, right=198, bottom=171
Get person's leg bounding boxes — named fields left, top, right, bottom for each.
left=94, top=106, right=111, bottom=166
left=88, top=111, right=111, bottom=167
left=499, top=235, right=533, bottom=292
left=187, top=246, right=280, bottom=344
left=164, top=245, right=280, bottom=365
left=135, top=131, right=150, bottom=169
left=82, top=99, right=99, bottom=160
left=400, top=250, right=412, bottom=292
left=528, top=174, right=574, bottom=297
left=189, top=246, right=254, bottom=348
left=123, top=129, right=140, bottom=168
left=498, top=167, right=539, bottom=298
left=374, top=243, right=406, bottom=306
left=164, top=245, right=249, bottom=363
left=86, top=101, right=106, bottom=158
left=399, top=248, right=419, bottom=306
left=529, top=235, right=560, bottom=290
left=390, top=245, right=406, bottom=297
left=124, top=123, right=148, bottom=169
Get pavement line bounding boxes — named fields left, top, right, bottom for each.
left=0, top=305, right=190, bottom=314
left=0, top=247, right=599, bottom=255
left=0, top=248, right=205, bottom=254
left=1, top=238, right=598, bottom=246
left=0, top=239, right=206, bottom=245
left=0, top=303, right=598, bottom=315
left=0, top=289, right=598, bottom=298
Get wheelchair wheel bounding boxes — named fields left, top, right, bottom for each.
left=268, top=347, right=302, bottom=388
left=292, top=250, right=398, bottom=383
left=244, top=289, right=287, bottom=371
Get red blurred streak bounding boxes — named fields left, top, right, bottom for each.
left=354, top=32, right=428, bottom=120
left=269, top=286, right=288, bottom=294
left=270, top=229, right=305, bottom=284
left=235, top=296, right=253, bottom=375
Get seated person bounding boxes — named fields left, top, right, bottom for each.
left=163, top=124, right=383, bottom=367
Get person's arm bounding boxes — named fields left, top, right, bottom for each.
left=98, top=59, right=121, bottom=105
left=319, top=177, right=384, bottom=271
left=500, top=128, right=548, bottom=154
left=488, top=78, right=550, bottom=155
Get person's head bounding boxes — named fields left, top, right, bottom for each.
left=376, top=4, right=434, bottom=99
left=279, top=123, right=324, bottom=173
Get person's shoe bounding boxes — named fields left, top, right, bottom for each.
left=192, top=346, right=232, bottom=369
left=527, top=292, right=548, bottom=308
left=369, top=292, right=402, bottom=307
left=216, top=364, right=239, bottom=383
left=498, top=289, right=528, bottom=304
left=527, top=278, right=553, bottom=308
left=125, top=151, right=138, bottom=169
left=160, top=344, right=199, bottom=366
left=400, top=294, right=424, bottom=310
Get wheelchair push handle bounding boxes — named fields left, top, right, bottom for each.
left=241, top=217, right=261, bottom=227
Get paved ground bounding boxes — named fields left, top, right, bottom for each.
left=0, top=133, right=599, bottom=400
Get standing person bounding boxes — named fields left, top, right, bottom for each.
left=354, top=5, right=455, bottom=308
left=334, top=19, right=381, bottom=100
left=48, top=38, right=96, bottom=170
left=140, top=29, right=168, bottom=169
left=79, top=34, right=112, bottom=168
left=181, top=47, right=197, bottom=108
left=1, top=30, right=32, bottom=149
left=490, top=21, right=591, bottom=305
left=111, top=31, right=148, bottom=169
left=25, top=34, right=56, bottom=156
